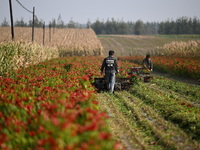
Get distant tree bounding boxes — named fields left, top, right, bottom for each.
left=87, top=19, right=91, bottom=28
left=28, top=16, right=43, bottom=28
left=158, top=22, right=165, bottom=34
left=91, top=16, right=200, bottom=35
left=1, top=18, right=9, bottom=27
left=192, top=17, right=200, bottom=34
left=67, top=18, right=76, bottom=28
left=91, top=19, right=104, bottom=34
left=51, top=18, right=56, bottom=28
left=28, top=19, right=32, bottom=27
left=27, top=17, right=43, bottom=28
left=57, top=14, right=65, bottom=28
left=158, top=17, right=200, bottom=34
left=118, top=21, right=128, bottom=34
left=105, top=18, right=117, bottom=34
left=15, top=18, right=27, bottom=27
left=127, top=21, right=135, bottom=34
left=135, top=20, right=144, bottom=35
left=92, top=19, right=159, bottom=35
left=169, top=20, right=176, bottom=34
left=151, top=22, right=159, bottom=35
left=165, top=20, right=171, bottom=34
left=178, top=17, right=191, bottom=34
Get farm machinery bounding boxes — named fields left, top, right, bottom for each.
left=129, top=67, right=152, bottom=82
left=93, top=67, right=152, bottom=92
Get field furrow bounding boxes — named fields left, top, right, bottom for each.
left=115, top=91, right=200, bottom=150
left=98, top=93, right=174, bottom=150
left=98, top=93, right=146, bottom=150
left=130, top=82, right=200, bottom=141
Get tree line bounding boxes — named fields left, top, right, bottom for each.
left=91, top=18, right=158, bottom=35
left=1, top=14, right=86, bottom=28
left=1, top=16, right=200, bottom=35
left=158, top=17, right=200, bottom=34
left=91, top=17, right=200, bottom=35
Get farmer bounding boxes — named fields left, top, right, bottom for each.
left=142, top=54, right=153, bottom=71
left=101, top=50, right=118, bottom=94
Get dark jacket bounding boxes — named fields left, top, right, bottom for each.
left=142, top=58, right=153, bottom=70
left=101, top=56, right=118, bottom=73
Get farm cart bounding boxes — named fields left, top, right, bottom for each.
left=93, top=77, right=132, bottom=92
left=129, top=67, right=152, bottom=82
left=93, top=67, right=152, bottom=92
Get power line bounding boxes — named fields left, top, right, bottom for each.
left=15, top=0, right=38, bottom=21
left=16, top=0, right=33, bottom=14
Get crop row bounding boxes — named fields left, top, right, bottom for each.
left=1, top=55, right=199, bottom=149
left=150, top=76, right=200, bottom=104
left=0, top=27, right=103, bottom=56
left=98, top=90, right=199, bottom=150
left=155, top=40, right=200, bottom=58
left=119, top=56, right=200, bottom=80
left=115, top=91, right=199, bottom=149
left=0, top=57, right=121, bottom=150
left=130, top=81, right=200, bottom=141
left=98, top=78, right=200, bottom=149
left=98, top=93, right=165, bottom=150
left=0, top=42, right=59, bottom=76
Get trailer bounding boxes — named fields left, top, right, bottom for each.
left=93, top=77, right=132, bottom=92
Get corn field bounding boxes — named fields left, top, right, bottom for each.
left=0, top=27, right=103, bottom=76
left=0, top=42, right=59, bottom=76
left=155, top=40, right=200, bottom=57
left=0, top=27, right=103, bottom=56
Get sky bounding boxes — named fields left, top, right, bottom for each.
left=1, top=0, right=200, bottom=25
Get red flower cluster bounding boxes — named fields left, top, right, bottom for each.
left=119, top=56, right=200, bottom=80
left=0, top=57, right=126, bottom=149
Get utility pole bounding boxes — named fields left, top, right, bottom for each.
left=9, top=0, right=14, bottom=41
left=49, top=22, right=51, bottom=43
left=32, top=7, right=35, bottom=42
left=43, top=22, right=45, bottom=45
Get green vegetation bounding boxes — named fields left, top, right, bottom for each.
left=1, top=29, right=200, bottom=149
left=0, top=42, right=59, bottom=76
left=98, top=74, right=200, bottom=149
left=99, top=34, right=200, bottom=57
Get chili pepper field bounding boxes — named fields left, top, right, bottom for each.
left=0, top=55, right=200, bottom=150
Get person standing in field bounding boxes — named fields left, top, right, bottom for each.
left=101, top=50, right=118, bottom=94
left=142, top=54, right=153, bottom=71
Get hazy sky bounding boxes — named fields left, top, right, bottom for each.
left=1, top=0, right=200, bottom=24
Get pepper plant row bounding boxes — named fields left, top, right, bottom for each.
left=1, top=56, right=129, bottom=150
left=119, top=56, right=200, bottom=80
left=115, top=91, right=199, bottom=149
left=130, top=81, right=200, bottom=141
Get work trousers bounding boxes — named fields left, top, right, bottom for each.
left=105, top=72, right=115, bottom=93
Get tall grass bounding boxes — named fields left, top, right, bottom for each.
left=0, top=41, right=59, bottom=76
left=155, top=40, right=200, bottom=58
